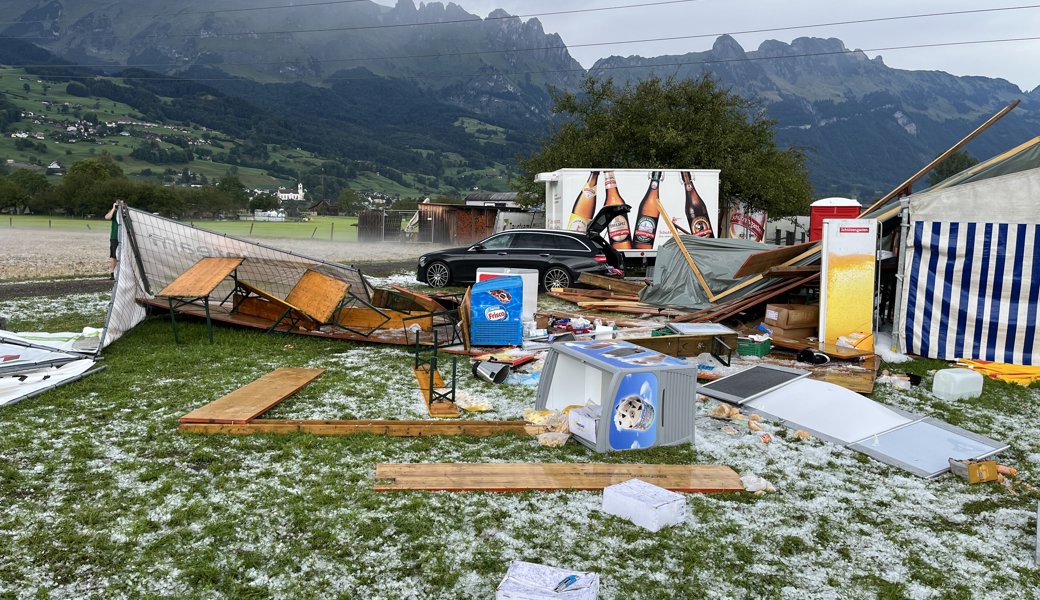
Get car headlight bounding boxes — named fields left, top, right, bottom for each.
left=418, top=256, right=427, bottom=267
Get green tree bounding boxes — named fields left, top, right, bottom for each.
left=337, top=187, right=365, bottom=215
left=216, top=175, right=249, bottom=213
left=249, top=193, right=280, bottom=212
left=516, top=75, right=813, bottom=217
left=57, top=156, right=126, bottom=215
left=7, top=169, right=51, bottom=214
left=927, top=150, right=979, bottom=187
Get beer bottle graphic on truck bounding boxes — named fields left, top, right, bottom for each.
left=682, top=170, right=715, bottom=238
left=633, top=171, right=663, bottom=249
left=603, top=170, right=632, bottom=249
left=567, top=171, right=599, bottom=232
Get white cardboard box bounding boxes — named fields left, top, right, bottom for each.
left=496, top=560, right=599, bottom=600
left=601, top=478, right=686, bottom=532
left=567, top=405, right=599, bottom=445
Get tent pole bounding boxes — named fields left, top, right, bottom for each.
left=656, top=199, right=715, bottom=300
left=713, top=99, right=1020, bottom=303
left=891, top=198, right=912, bottom=353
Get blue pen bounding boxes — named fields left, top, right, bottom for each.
left=554, top=574, right=578, bottom=593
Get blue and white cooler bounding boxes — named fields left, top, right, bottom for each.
left=534, top=339, right=698, bottom=452
left=469, top=276, right=524, bottom=346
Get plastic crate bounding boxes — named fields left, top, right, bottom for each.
left=737, top=337, right=771, bottom=357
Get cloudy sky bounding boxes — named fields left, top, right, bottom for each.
left=376, top=0, right=1040, bottom=91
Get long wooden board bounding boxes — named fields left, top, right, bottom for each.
left=180, top=419, right=527, bottom=436
left=373, top=463, right=744, bottom=492
left=179, top=368, right=325, bottom=424
left=769, top=335, right=875, bottom=359
left=157, top=257, right=244, bottom=298
left=576, top=273, right=647, bottom=295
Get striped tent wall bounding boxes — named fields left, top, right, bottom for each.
left=898, top=167, right=1040, bottom=365
left=901, top=220, right=1040, bottom=364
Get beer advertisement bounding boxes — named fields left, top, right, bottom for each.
left=726, top=201, right=769, bottom=242
left=819, top=218, right=877, bottom=350
left=542, top=168, right=721, bottom=254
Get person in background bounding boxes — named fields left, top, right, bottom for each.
left=104, top=200, right=120, bottom=280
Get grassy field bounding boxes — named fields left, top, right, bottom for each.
left=1, top=281, right=1039, bottom=598
left=3, top=215, right=368, bottom=243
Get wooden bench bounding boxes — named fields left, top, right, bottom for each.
left=236, top=269, right=350, bottom=333
left=155, top=257, right=245, bottom=343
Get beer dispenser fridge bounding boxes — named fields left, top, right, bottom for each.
left=534, top=340, right=698, bottom=452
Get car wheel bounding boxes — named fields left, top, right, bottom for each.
left=542, top=267, right=571, bottom=291
left=425, top=261, right=451, bottom=287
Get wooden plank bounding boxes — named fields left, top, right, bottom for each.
left=764, top=265, right=821, bottom=278
left=234, top=296, right=319, bottom=329
left=179, top=368, right=325, bottom=424
left=180, top=419, right=528, bottom=436
left=733, top=243, right=814, bottom=278
left=576, top=273, right=646, bottom=295
left=556, top=288, right=640, bottom=301
left=157, top=257, right=244, bottom=298
left=534, top=310, right=661, bottom=330
left=626, top=332, right=739, bottom=358
left=390, top=285, right=448, bottom=312
left=373, top=463, right=745, bottom=492
left=285, top=270, right=349, bottom=323
left=336, top=307, right=429, bottom=331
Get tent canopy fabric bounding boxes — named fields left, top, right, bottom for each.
left=101, top=206, right=371, bottom=349
left=639, top=236, right=777, bottom=309
left=899, top=154, right=1040, bottom=365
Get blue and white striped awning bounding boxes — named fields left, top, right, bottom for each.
left=899, top=168, right=1040, bottom=364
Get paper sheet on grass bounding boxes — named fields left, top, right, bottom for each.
left=745, top=377, right=912, bottom=444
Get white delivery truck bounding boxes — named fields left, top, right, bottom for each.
left=536, top=168, right=721, bottom=269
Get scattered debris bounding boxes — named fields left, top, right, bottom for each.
left=740, top=474, right=777, bottom=494
left=602, top=478, right=687, bottom=532
left=496, top=561, right=599, bottom=600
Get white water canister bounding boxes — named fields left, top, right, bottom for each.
left=932, top=368, right=984, bottom=401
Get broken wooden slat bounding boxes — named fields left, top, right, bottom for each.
left=179, top=367, right=325, bottom=424
left=373, top=463, right=744, bottom=492
left=179, top=419, right=528, bottom=436
left=576, top=272, right=646, bottom=295
left=768, top=334, right=875, bottom=360
left=733, top=243, right=814, bottom=279
left=555, top=288, right=641, bottom=301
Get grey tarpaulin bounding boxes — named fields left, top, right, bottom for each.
left=639, top=236, right=777, bottom=310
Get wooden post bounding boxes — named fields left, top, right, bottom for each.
left=656, top=198, right=715, bottom=299
left=330, top=222, right=334, bottom=241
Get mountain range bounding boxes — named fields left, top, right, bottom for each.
left=2, top=0, right=1038, bottom=200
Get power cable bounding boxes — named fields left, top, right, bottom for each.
left=2, top=4, right=1038, bottom=70
left=14, top=35, right=1040, bottom=83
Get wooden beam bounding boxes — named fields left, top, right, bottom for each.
left=656, top=198, right=714, bottom=299
left=763, top=265, right=821, bottom=278
left=373, top=463, right=745, bottom=492
left=179, top=419, right=528, bottom=437
left=179, top=368, right=325, bottom=424
left=576, top=272, right=647, bottom=295
left=858, top=99, right=1020, bottom=217
left=414, top=365, right=460, bottom=418
left=714, top=100, right=1020, bottom=302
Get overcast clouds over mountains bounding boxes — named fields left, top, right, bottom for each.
left=3, top=0, right=1037, bottom=196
